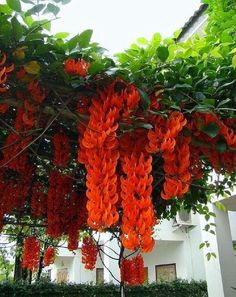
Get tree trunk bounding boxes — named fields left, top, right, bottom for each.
left=119, top=244, right=125, bottom=297
left=37, top=255, right=44, bottom=281
left=13, top=255, right=22, bottom=281
left=120, top=282, right=125, bottom=297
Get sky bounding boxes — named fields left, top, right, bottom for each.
left=52, top=0, right=201, bottom=54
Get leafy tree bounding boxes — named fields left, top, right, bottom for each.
left=0, top=0, right=235, bottom=295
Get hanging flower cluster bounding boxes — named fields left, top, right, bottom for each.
left=120, top=255, right=145, bottom=285
left=67, top=192, right=82, bottom=251
left=64, top=58, right=90, bottom=77
left=120, top=153, right=156, bottom=252
left=52, top=132, right=70, bottom=168
left=81, top=237, right=98, bottom=270
left=47, top=170, right=73, bottom=238
left=188, top=112, right=236, bottom=173
left=22, top=236, right=40, bottom=272
left=43, top=247, right=56, bottom=266
left=161, top=136, right=191, bottom=200
left=79, top=85, right=123, bottom=230
left=0, top=108, right=33, bottom=228
left=31, top=182, right=47, bottom=218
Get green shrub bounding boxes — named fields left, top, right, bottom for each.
left=0, top=280, right=207, bottom=297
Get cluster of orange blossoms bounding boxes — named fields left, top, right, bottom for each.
left=43, top=247, right=56, bottom=267
left=120, top=255, right=145, bottom=285
left=22, top=237, right=40, bottom=272
left=120, top=153, right=156, bottom=252
left=78, top=85, right=124, bottom=230
left=52, top=132, right=71, bottom=168
left=47, top=171, right=73, bottom=238
left=64, top=58, right=90, bottom=77
left=81, top=237, right=98, bottom=270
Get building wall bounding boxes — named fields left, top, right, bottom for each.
left=178, top=13, right=208, bottom=42
left=229, top=211, right=236, bottom=242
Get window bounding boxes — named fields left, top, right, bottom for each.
left=57, top=268, right=68, bottom=283
left=155, top=264, right=176, bottom=283
left=144, top=267, right=149, bottom=284
left=96, top=268, right=104, bottom=284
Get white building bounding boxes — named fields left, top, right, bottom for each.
left=50, top=195, right=236, bottom=297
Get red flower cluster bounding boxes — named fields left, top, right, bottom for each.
left=0, top=51, right=14, bottom=94
left=22, top=236, right=40, bottom=272
left=52, top=132, right=70, bottom=168
left=188, top=112, right=236, bottom=173
left=67, top=192, right=82, bottom=251
left=79, top=85, right=124, bottom=230
left=81, top=237, right=98, bottom=270
left=27, top=80, right=46, bottom=104
left=47, top=170, right=73, bottom=238
left=161, top=136, right=191, bottom=200
left=43, top=247, right=56, bottom=266
left=146, top=111, right=187, bottom=154
left=120, top=255, right=145, bottom=285
left=121, top=153, right=156, bottom=252
left=31, top=182, right=47, bottom=218
left=64, top=58, right=90, bottom=77
left=0, top=167, right=33, bottom=230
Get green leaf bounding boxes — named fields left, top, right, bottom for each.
left=61, top=0, right=72, bottom=4
left=78, top=29, right=93, bottom=48
left=88, top=62, right=105, bottom=75
left=55, top=32, right=69, bottom=39
left=202, top=98, right=215, bottom=106
left=67, top=34, right=80, bottom=52
left=21, top=0, right=34, bottom=3
left=44, top=3, right=60, bottom=16
left=26, top=4, right=46, bottom=16
left=0, top=4, right=12, bottom=15
left=11, top=17, right=23, bottom=40
left=199, top=243, right=205, bottom=249
left=201, top=123, right=219, bottom=138
left=229, top=48, right=236, bottom=54
left=157, top=46, right=169, bottom=62
left=217, top=98, right=231, bottom=107
left=215, top=201, right=227, bottom=212
left=206, top=253, right=211, bottom=261
left=151, top=33, right=161, bottom=46
left=23, top=15, right=33, bottom=27
left=6, top=0, right=21, bottom=12
left=216, top=140, right=227, bottom=153
left=232, top=55, right=236, bottom=69
left=138, top=88, right=150, bottom=110
left=174, top=83, right=192, bottom=89
left=137, top=37, right=148, bottom=45
left=135, top=123, right=153, bottom=130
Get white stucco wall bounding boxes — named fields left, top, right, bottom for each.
left=229, top=211, right=236, bottom=242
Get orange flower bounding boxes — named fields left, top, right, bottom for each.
left=64, top=58, right=90, bottom=77
left=0, top=51, right=14, bottom=93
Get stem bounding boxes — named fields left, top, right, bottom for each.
left=119, top=244, right=125, bottom=297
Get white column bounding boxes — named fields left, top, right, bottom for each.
left=103, top=233, right=120, bottom=284
left=72, top=250, right=81, bottom=283
left=200, top=204, right=236, bottom=297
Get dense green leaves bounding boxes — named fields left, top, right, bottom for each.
left=6, top=0, right=21, bottom=12
left=0, top=281, right=208, bottom=297
left=156, top=46, right=169, bottom=62
left=78, top=29, right=93, bottom=48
